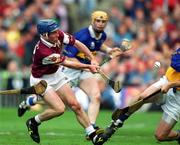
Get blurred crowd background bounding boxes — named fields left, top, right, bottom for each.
left=0, top=0, right=179, bottom=110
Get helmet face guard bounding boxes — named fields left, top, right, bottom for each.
left=37, top=19, right=59, bottom=35
left=91, top=11, right=109, bottom=24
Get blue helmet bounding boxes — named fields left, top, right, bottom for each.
left=37, top=19, right=59, bottom=35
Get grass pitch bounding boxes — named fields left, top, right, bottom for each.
left=0, top=108, right=179, bottom=145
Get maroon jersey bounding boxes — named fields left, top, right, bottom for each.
left=31, top=30, right=75, bottom=78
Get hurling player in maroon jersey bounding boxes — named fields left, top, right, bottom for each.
left=25, top=19, right=106, bottom=145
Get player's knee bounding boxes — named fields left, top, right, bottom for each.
left=91, top=92, right=101, bottom=102
left=154, top=132, right=166, bottom=141
left=53, top=106, right=65, bottom=117
left=69, top=101, right=82, bottom=112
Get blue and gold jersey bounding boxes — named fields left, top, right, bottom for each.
left=165, top=48, right=180, bottom=90
left=171, top=47, right=180, bottom=72
left=165, top=67, right=180, bottom=83
left=64, top=26, right=107, bottom=64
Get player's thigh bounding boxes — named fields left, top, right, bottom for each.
left=56, top=83, right=79, bottom=106
left=62, top=67, right=81, bottom=87
left=80, top=77, right=101, bottom=98
left=161, top=89, right=180, bottom=121
left=43, top=88, right=65, bottom=109
left=79, top=71, right=101, bottom=97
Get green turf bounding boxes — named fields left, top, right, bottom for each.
left=0, top=108, right=179, bottom=145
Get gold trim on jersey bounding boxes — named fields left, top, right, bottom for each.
left=77, top=51, right=97, bottom=59
left=165, top=67, right=180, bottom=90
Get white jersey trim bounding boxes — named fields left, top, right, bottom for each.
left=40, top=37, right=54, bottom=48
left=63, top=32, right=70, bottom=44
left=88, top=25, right=102, bottom=40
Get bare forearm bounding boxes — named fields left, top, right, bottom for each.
left=74, top=40, right=94, bottom=60
left=62, top=60, right=90, bottom=69
left=101, top=44, right=123, bottom=58
left=168, top=81, right=180, bottom=88
left=100, top=44, right=111, bottom=54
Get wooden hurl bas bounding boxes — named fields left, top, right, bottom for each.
left=0, top=80, right=47, bottom=95
left=98, top=69, right=121, bottom=93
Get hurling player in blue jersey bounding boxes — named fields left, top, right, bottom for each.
left=62, top=10, right=130, bottom=130
left=103, top=47, right=180, bottom=144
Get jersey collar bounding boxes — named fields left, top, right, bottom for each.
left=88, top=25, right=102, bottom=40
left=40, top=37, right=55, bottom=48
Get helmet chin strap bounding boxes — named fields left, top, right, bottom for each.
left=92, top=25, right=103, bottom=34
left=94, top=29, right=103, bottom=33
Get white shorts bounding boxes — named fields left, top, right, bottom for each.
left=161, top=89, right=180, bottom=121
left=152, top=76, right=180, bottom=121
left=30, top=67, right=71, bottom=94
left=62, top=67, right=96, bottom=87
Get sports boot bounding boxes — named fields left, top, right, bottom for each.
left=103, top=121, right=123, bottom=139
left=86, top=125, right=104, bottom=141
left=18, top=101, right=29, bottom=117
left=89, top=130, right=108, bottom=145
left=26, top=118, right=40, bottom=143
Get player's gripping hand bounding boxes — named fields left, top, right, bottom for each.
left=108, top=39, right=132, bottom=58
left=161, top=82, right=172, bottom=93
left=88, top=64, right=100, bottom=74
left=108, top=47, right=122, bottom=58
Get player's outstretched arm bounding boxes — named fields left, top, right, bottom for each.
left=62, top=59, right=99, bottom=73
left=100, top=39, right=132, bottom=58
